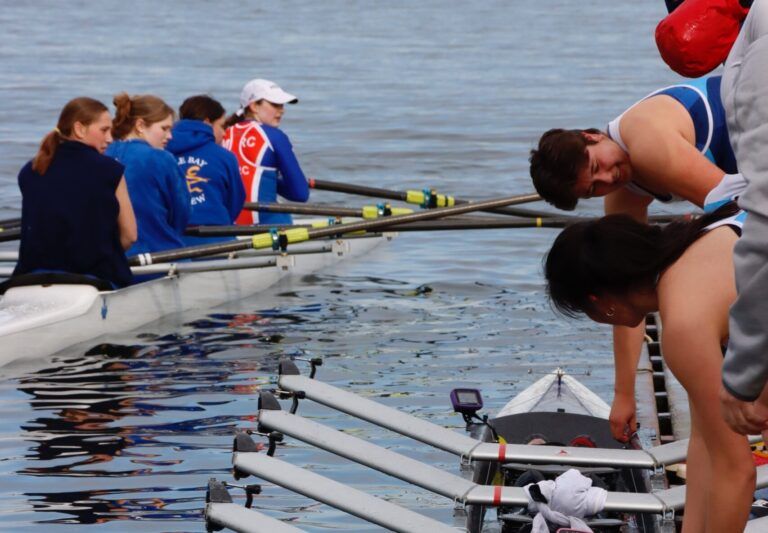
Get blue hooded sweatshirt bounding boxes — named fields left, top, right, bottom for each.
left=105, top=139, right=190, bottom=256
left=166, top=120, right=245, bottom=245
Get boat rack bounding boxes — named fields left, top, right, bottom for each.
left=205, top=479, right=304, bottom=533
left=205, top=359, right=768, bottom=532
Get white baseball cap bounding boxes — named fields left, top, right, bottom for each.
left=239, top=79, right=298, bottom=110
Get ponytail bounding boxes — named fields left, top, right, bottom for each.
left=111, top=92, right=134, bottom=140
left=112, top=92, right=174, bottom=140
left=223, top=111, right=244, bottom=130
left=31, top=129, right=63, bottom=175
left=31, top=97, right=108, bottom=175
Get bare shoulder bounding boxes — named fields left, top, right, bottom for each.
left=657, top=227, right=737, bottom=337
left=621, top=95, right=693, bottom=146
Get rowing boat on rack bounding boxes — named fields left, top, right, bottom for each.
left=0, top=232, right=392, bottom=367
left=206, top=361, right=768, bottom=532
left=465, top=369, right=663, bottom=532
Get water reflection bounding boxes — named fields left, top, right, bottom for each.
left=4, top=272, right=608, bottom=530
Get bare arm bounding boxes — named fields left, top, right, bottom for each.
left=604, top=188, right=651, bottom=440
left=621, top=96, right=725, bottom=207
left=116, top=176, right=137, bottom=250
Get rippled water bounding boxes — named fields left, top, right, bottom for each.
left=0, top=1, right=687, bottom=531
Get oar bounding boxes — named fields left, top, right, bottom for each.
left=129, top=193, right=540, bottom=266
left=187, top=213, right=691, bottom=237
left=0, top=227, right=21, bottom=242
left=308, top=178, right=550, bottom=218
left=189, top=217, right=571, bottom=237
left=0, top=216, right=21, bottom=230
left=243, top=201, right=413, bottom=218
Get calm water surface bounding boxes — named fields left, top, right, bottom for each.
left=0, top=1, right=687, bottom=531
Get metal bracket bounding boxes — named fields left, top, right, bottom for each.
left=224, top=481, right=262, bottom=508
left=377, top=202, right=392, bottom=216
left=276, top=254, right=295, bottom=271
left=332, top=239, right=350, bottom=257
left=660, top=507, right=676, bottom=531
left=289, top=390, right=306, bottom=414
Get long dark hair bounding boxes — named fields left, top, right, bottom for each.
left=32, top=97, right=109, bottom=175
left=179, top=95, right=225, bottom=122
left=544, top=203, right=740, bottom=317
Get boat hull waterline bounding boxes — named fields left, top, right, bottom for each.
left=0, top=234, right=391, bottom=366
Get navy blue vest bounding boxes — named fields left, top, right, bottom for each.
left=14, top=141, right=132, bottom=287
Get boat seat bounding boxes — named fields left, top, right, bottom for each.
left=0, top=272, right=113, bottom=295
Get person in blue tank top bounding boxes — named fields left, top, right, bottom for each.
left=106, top=93, right=190, bottom=256
left=167, top=95, right=245, bottom=245
left=529, top=75, right=746, bottom=447
left=530, top=75, right=742, bottom=216
left=222, top=79, right=310, bottom=225
left=12, top=97, right=137, bottom=288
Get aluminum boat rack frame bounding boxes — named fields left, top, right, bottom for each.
left=276, top=359, right=703, bottom=472
left=204, top=359, right=768, bottom=532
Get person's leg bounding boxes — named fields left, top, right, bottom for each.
left=680, top=405, right=709, bottom=533
left=663, top=328, right=755, bottom=531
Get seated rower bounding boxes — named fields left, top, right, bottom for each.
left=106, top=93, right=190, bottom=256
left=529, top=75, right=745, bottom=442
left=544, top=204, right=753, bottom=532
left=222, top=79, right=310, bottom=225
left=167, top=95, right=245, bottom=246
left=13, top=97, right=136, bottom=288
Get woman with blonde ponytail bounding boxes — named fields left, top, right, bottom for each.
left=106, top=93, right=190, bottom=255
left=12, top=97, right=137, bottom=288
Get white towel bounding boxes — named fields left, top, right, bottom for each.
left=524, top=468, right=608, bottom=533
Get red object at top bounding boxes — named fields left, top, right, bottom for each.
left=656, top=0, right=750, bottom=77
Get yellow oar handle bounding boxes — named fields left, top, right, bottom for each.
left=405, top=189, right=455, bottom=208
left=361, top=205, right=415, bottom=219
left=251, top=228, right=311, bottom=250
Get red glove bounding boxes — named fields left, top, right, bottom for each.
left=656, top=0, right=750, bottom=77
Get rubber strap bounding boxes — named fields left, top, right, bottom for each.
left=493, top=485, right=502, bottom=506
left=536, top=217, right=542, bottom=228
left=498, top=443, right=506, bottom=462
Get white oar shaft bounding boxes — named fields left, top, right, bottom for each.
left=131, top=256, right=277, bottom=275
left=278, top=374, right=691, bottom=468
left=258, top=409, right=476, bottom=499
left=278, top=374, right=478, bottom=456
left=233, top=452, right=458, bottom=533
left=255, top=409, right=702, bottom=513
left=206, top=502, right=305, bottom=533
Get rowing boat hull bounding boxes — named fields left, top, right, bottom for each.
left=465, top=370, right=661, bottom=533
left=0, top=235, right=389, bottom=366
